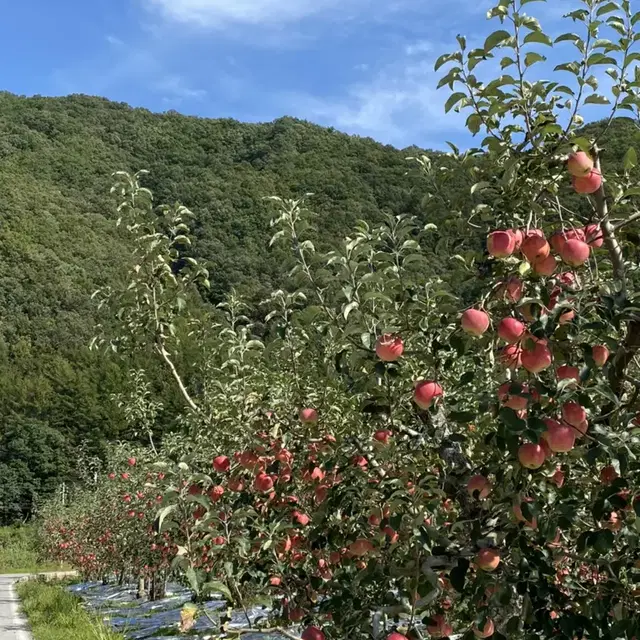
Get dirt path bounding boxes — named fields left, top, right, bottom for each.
left=0, top=571, right=78, bottom=639
left=0, top=574, right=32, bottom=640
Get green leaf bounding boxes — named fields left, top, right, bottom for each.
left=434, top=53, right=454, bottom=72
left=555, top=33, right=581, bottom=44
left=470, top=181, right=492, bottom=195
left=623, top=147, right=637, bottom=171
left=518, top=261, right=531, bottom=276
left=484, top=30, right=511, bottom=52
left=586, top=53, right=618, bottom=66
left=466, top=114, right=483, bottom=135
left=343, top=301, right=359, bottom=320
left=155, top=504, right=177, bottom=533
left=576, top=531, right=593, bottom=552
left=524, top=31, right=553, bottom=46
left=572, top=137, right=592, bottom=153
left=444, top=92, right=467, bottom=113
left=449, top=558, right=469, bottom=592
left=596, top=2, right=619, bottom=16
left=185, top=566, right=200, bottom=596
left=593, top=529, right=615, bottom=554
left=584, top=94, right=611, bottom=105
left=499, top=407, right=527, bottom=432
left=525, top=52, right=546, bottom=67
left=555, top=62, right=580, bottom=74
left=449, top=410, right=476, bottom=423
left=202, top=580, right=233, bottom=601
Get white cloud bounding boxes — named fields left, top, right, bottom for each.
left=281, top=55, right=466, bottom=148
left=144, top=0, right=367, bottom=27
left=106, top=35, right=124, bottom=47
left=155, top=75, right=207, bottom=101
left=405, top=40, right=432, bottom=56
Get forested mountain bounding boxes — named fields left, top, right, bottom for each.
left=0, top=92, right=456, bottom=523
left=0, top=91, right=636, bottom=523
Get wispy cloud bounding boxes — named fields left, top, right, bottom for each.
left=155, top=75, right=207, bottom=103
left=280, top=54, right=466, bottom=149
left=106, top=35, right=124, bottom=47
left=144, top=0, right=369, bottom=28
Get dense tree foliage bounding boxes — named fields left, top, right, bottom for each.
left=0, top=91, right=469, bottom=521
left=1, top=72, right=639, bottom=523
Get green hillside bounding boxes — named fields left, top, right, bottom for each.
left=0, top=92, right=458, bottom=523
left=0, top=91, right=636, bottom=523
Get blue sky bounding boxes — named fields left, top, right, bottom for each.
left=0, top=0, right=620, bottom=149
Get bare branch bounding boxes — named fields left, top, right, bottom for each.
left=155, top=342, right=201, bottom=415
left=592, top=150, right=625, bottom=285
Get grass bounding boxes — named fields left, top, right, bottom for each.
left=0, top=525, right=69, bottom=574
left=17, top=579, right=125, bottom=640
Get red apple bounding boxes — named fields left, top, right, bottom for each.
left=521, top=231, right=550, bottom=263
left=574, top=419, right=589, bottom=438
left=557, top=364, right=580, bottom=385
left=127, top=457, right=136, bottom=466
left=584, top=223, right=603, bottom=248
left=560, top=239, right=590, bottom=266
left=473, top=619, right=495, bottom=639
left=567, top=151, right=594, bottom=176
left=521, top=340, right=552, bottom=374
left=375, top=334, right=404, bottom=361
left=302, top=627, right=326, bottom=640
left=373, top=429, right=392, bottom=444
left=551, top=467, right=565, bottom=488
left=497, top=317, right=526, bottom=344
left=427, top=614, right=453, bottom=638
left=487, top=231, right=516, bottom=258
left=559, top=309, right=575, bottom=325
left=476, top=548, right=500, bottom=572
left=254, top=473, right=274, bottom=493
left=467, top=474, right=491, bottom=499
left=561, top=401, right=586, bottom=427
left=213, top=455, right=230, bottom=473
left=544, top=422, right=576, bottom=453
left=461, top=309, right=490, bottom=336
left=383, top=525, right=399, bottom=543
left=510, top=228, right=524, bottom=250
left=513, top=499, right=537, bottom=529
left=519, top=302, right=546, bottom=322
left=600, top=465, right=618, bottom=484
left=208, top=485, right=225, bottom=502
left=499, top=382, right=526, bottom=410
left=518, top=443, right=546, bottom=469
left=503, top=276, right=523, bottom=302
left=500, top=344, right=522, bottom=369
left=386, top=634, right=409, bottom=640
left=557, top=271, right=577, bottom=288
left=572, top=170, right=602, bottom=194
left=592, top=345, right=609, bottom=367
left=348, top=539, right=374, bottom=557
left=299, top=408, right=318, bottom=424
left=288, top=608, right=305, bottom=622
left=414, top=381, right=443, bottom=409
left=533, top=254, right=556, bottom=276
left=550, top=231, right=566, bottom=254
left=293, top=511, right=310, bottom=526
